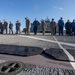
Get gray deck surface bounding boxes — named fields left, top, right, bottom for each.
left=0, top=33, right=75, bottom=75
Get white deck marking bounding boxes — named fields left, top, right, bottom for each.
left=53, top=36, right=75, bottom=70
left=20, top=35, right=75, bottom=69
left=20, top=35, right=75, bottom=47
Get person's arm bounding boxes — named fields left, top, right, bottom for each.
left=19, top=22, right=21, bottom=26
left=70, top=22, right=72, bottom=29
left=45, top=22, right=47, bottom=29
left=28, top=20, right=30, bottom=27
left=6, top=22, right=8, bottom=26
left=63, top=21, right=64, bottom=26
left=54, top=22, right=56, bottom=28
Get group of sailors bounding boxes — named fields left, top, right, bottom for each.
left=25, top=17, right=75, bottom=36
left=0, top=17, right=75, bottom=36
left=0, top=20, right=21, bottom=34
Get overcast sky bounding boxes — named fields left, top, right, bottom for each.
left=0, top=0, right=75, bottom=30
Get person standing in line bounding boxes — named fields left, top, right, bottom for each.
left=0, top=20, right=3, bottom=34
left=71, top=19, right=75, bottom=36
left=65, top=20, right=72, bottom=36
left=58, top=17, right=64, bottom=36
left=25, top=17, right=31, bottom=35
left=50, top=18, right=56, bottom=35
left=33, top=18, right=40, bottom=35
left=41, top=20, right=46, bottom=35
left=15, top=20, right=21, bottom=34
left=3, top=20, right=8, bottom=34
left=9, top=21, right=13, bottom=34
left=54, top=23, right=57, bottom=35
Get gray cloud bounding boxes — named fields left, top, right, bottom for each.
left=59, top=7, right=63, bottom=11
left=52, top=6, right=63, bottom=11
